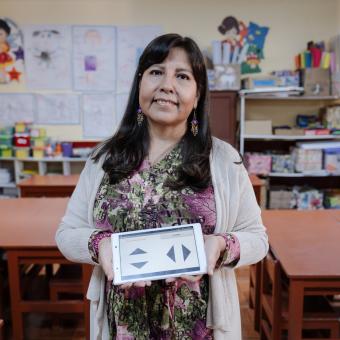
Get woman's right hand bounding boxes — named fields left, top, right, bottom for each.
left=98, top=237, right=151, bottom=288
left=98, top=237, right=114, bottom=281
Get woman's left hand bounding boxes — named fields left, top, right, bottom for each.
left=203, top=234, right=226, bottom=275
left=166, top=233, right=226, bottom=284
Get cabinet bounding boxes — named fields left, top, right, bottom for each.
left=239, top=90, right=340, bottom=208
left=0, top=157, right=87, bottom=197
left=209, top=91, right=237, bottom=147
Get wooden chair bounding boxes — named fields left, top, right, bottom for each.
left=260, top=251, right=340, bottom=340
left=0, top=319, right=3, bottom=340
left=249, top=262, right=262, bottom=331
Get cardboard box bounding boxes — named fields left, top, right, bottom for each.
left=245, top=120, right=272, bottom=135
left=213, top=64, right=241, bottom=90
left=302, top=68, right=330, bottom=96
left=274, top=128, right=304, bottom=136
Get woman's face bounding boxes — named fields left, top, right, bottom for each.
left=139, top=47, right=199, bottom=132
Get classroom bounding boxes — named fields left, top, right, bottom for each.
left=1, top=0, right=340, bottom=339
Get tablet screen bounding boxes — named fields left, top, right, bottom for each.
left=118, top=225, right=201, bottom=281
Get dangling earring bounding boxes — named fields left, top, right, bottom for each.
left=191, top=109, right=198, bottom=136
left=137, top=107, right=144, bottom=126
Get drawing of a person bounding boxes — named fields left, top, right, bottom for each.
left=218, top=16, right=247, bottom=48
left=0, top=19, right=14, bottom=83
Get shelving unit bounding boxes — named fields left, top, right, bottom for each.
left=239, top=90, right=340, bottom=209
left=239, top=90, right=340, bottom=154
left=0, top=157, right=88, bottom=197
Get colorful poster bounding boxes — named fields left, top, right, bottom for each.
left=0, top=94, right=35, bottom=125
left=73, top=26, right=116, bottom=91
left=0, top=17, right=24, bottom=84
left=24, top=25, right=72, bottom=89
left=116, top=25, right=162, bottom=93
left=82, top=93, right=116, bottom=138
left=35, top=94, right=80, bottom=124
left=217, top=16, right=269, bottom=74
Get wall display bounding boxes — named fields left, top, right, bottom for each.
left=217, top=16, right=269, bottom=74
left=0, top=94, right=35, bottom=125
left=116, top=25, right=162, bottom=93
left=73, top=25, right=116, bottom=91
left=82, top=93, right=116, bottom=138
left=24, top=25, right=72, bottom=89
left=35, top=94, right=80, bottom=124
left=0, top=17, right=24, bottom=84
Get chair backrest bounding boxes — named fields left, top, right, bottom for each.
left=260, top=250, right=282, bottom=340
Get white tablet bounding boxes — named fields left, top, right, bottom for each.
left=111, top=223, right=207, bottom=285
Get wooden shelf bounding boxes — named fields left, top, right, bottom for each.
left=268, top=171, right=340, bottom=177
left=243, top=134, right=339, bottom=141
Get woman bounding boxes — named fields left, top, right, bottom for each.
left=56, top=33, right=268, bottom=339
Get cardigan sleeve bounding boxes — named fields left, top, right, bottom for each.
left=230, top=164, right=269, bottom=268
left=55, top=158, right=98, bottom=265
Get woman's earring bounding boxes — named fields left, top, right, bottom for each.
left=191, top=109, right=198, bottom=136
left=137, top=107, right=144, bottom=126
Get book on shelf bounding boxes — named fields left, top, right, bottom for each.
left=297, top=141, right=340, bottom=149
left=240, top=86, right=304, bottom=95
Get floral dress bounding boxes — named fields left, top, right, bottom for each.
left=88, top=146, right=239, bottom=340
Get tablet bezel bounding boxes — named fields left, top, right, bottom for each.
left=111, top=223, right=207, bottom=285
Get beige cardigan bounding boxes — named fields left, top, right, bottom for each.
left=56, top=137, right=268, bottom=339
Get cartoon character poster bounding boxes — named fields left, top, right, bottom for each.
left=218, top=16, right=269, bottom=74
left=0, top=18, right=24, bottom=84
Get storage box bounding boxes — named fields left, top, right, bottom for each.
left=245, top=153, right=272, bottom=175
left=14, top=147, right=30, bottom=159
left=271, top=154, right=294, bottom=173
left=324, top=148, right=340, bottom=174
left=301, top=68, right=330, bottom=96
left=274, top=128, right=304, bottom=136
left=269, top=189, right=293, bottom=209
left=245, top=120, right=272, bottom=135
left=0, top=135, right=13, bottom=146
left=14, top=133, right=30, bottom=147
left=243, top=76, right=279, bottom=89
left=32, top=147, right=45, bottom=159
left=292, top=148, right=323, bottom=172
left=31, top=137, right=47, bottom=147
left=213, top=64, right=241, bottom=90
left=0, top=145, right=13, bottom=157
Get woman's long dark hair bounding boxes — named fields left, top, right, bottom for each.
left=92, top=33, right=212, bottom=192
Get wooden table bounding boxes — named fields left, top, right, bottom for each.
left=18, top=175, right=79, bottom=197
left=262, top=209, right=340, bottom=340
left=0, top=198, right=91, bottom=340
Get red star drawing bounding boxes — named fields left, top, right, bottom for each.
left=8, top=67, right=22, bottom=82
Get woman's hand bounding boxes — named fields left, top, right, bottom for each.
left=204, top=234, right=226, bottom=275
left=98, top=237, right=114, bottom=281
left=165, top=234, right=226, bottom=283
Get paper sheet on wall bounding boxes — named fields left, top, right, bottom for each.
left=73, top=26, right=116, bottom=91
left=115, top=93, right=129, bottom=127
left=35, top=94, right=80, bottom=124
left=0, top=94, right=35, bottom=125
left=82, top=94, right=116, bottom=138
left=116, top=25, right=162, bottom=93
left=24, top=25, right=72, bottom=89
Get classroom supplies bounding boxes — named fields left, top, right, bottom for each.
left=245, top=153, right=272, bottom=175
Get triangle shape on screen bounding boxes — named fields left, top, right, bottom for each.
left=130, top=248, right=147, bottom=255
left=131, top=261, right=148, bottom=269
left=182, top=244, right=191, bottom=261
left=167, top=245, right=176, bottom=262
